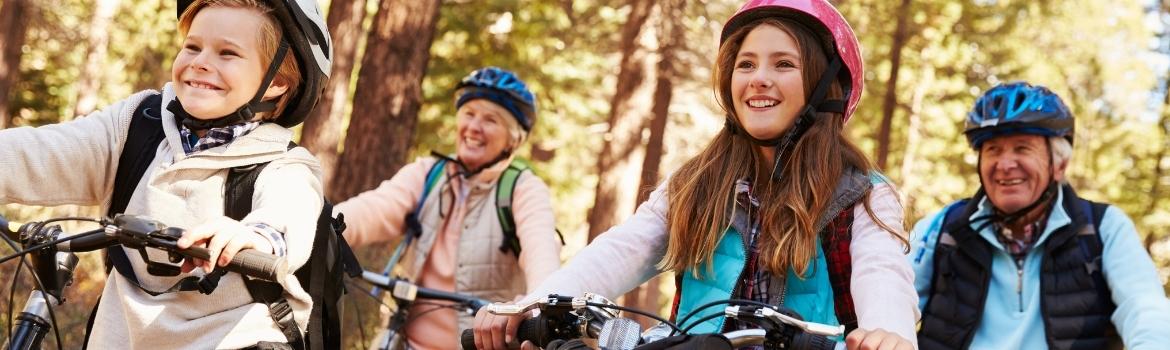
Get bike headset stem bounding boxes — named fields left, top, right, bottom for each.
left=1, top=217, right=104, bottom=350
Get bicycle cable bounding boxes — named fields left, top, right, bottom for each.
left=2, top=244, right=65, bottom=350
left=583, top=301, right=683, bottom=334
left=0, top=228, right=104, bottom=265
left=345, top=280, right=370, bottom=347
left=0, top=217, right=103, bottom=350
left=672, top=299, right=775, bottom=336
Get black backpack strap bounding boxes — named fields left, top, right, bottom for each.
left=104, top=92, right=164, bottom=283
left=245, top=279, right=304, bottom=349
left=108, top=92, right=165, bottom=217
left=223, top=159, right=308, bottom=349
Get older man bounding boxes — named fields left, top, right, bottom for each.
left=909, top=82, right=1170, bottom=350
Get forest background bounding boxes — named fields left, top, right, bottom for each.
left=2, top=0, right=1170, bottom=348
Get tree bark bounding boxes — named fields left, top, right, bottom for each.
left=876, top=0, right=912, bottom=170
left=72, top=0, right=121, bottom=117
left=299, top=0, right=367, bottom=199
left=0, top=0, right=31, bottom=128
left=634, top=1, right=679, bottom=205
left=330, top=0, right=440, bottom=201
left=586, top=0, right=656, bottom=242
left=624, top=0, right=684, bottom=329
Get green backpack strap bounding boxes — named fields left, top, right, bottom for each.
left=495, top=160, right=527, bottom=256
left=495, top=159, right=565, bottom=257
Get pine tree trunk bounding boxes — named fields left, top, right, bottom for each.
left=0, top=0, right=31, bottom=128
left=624, top=0, right=683, bottom=329
left=299, top=0, right=367, bottom=200
left=73, top=0, right=121, bottom=117
left=634, top=1, right=680, bottom=205
left=876, top=0, right=913, bottom=170
left=586, top=0, right=656, bottom=242
left=330, top=0, right=440, bottom=201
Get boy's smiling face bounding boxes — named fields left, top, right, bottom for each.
left=172, top=6, right=287, bottom=120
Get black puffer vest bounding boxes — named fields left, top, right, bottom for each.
left=918, top=185, right=1120, bottom=350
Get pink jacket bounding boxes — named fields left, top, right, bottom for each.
left=336, top=156, right=561, bottom=350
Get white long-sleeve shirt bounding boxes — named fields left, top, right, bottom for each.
left=526, top=180, right=920, bottom=345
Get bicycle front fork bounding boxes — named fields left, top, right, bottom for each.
left=5, top=290, right=56, bottom=350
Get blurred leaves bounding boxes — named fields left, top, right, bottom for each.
left=2, top=0, right=1169, bottom=346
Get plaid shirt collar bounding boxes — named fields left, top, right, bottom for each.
left=993, top=218, right=1045, bottom=258
left=179, top=122, right=260, bottom=155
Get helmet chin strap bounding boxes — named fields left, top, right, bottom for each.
left=431, top=149, right=513, bottom=179
left=750, top=57, right=845, bottom=182
left=176, top=40, right=289, bottom=131
left=724, top=58, right=846, bottom=182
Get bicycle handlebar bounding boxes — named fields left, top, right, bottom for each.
left=458, top=295, right=844, bottom=350
left=460, top=315, right=549, bottom=350
left=1, top=214, right=286, bottom=283
left=360, top=271, right=489, bottom=312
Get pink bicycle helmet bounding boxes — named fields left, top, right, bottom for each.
left=721, top=0, right=864, bottom=123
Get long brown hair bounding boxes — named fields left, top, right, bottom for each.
left=179, top=0, right=302, bottom=120
left=661, top=17, right=904, bottom=278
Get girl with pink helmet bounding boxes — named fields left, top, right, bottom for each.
left=472, top=1, right=917, bottom=349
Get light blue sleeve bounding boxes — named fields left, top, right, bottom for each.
left=1098, top=206, right=1170, bottom=350
left=910, top=208, right=947, bottom=312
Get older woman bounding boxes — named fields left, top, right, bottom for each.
left=336, top=67, right=562, bottom=350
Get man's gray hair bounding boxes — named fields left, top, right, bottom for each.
left=1050, top=136, right=1072, bottom=183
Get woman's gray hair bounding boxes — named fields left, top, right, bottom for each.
left=500, top=109, right=528, bottom=150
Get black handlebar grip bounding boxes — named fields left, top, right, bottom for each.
left=180, top=246, right=287, bottom=283
left=460, top=329, right=476, bottom=349
left=516, top=316, right=550, bottom=348
left=458, top=316, right=549, bottom=350
left=791, top=332, right=836, bottom=350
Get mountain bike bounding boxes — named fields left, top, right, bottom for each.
left=348, top=270, right=488, bottom=350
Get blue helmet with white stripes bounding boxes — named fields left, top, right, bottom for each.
left=965, top=82, right=1074, bottom=149
left=454, top=67, right=537, bottom=132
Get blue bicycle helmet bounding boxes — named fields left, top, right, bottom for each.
left=965, top=82, right=1074, bottom=149
left=454, top=67, right=537, bottom=132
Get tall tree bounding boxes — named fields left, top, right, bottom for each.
left=0, top=0, right=32, bottom=128
left=874, top=0, right=912, bottom=170
left=72, top=0, right=121, bottom=117
left=635, top=2, right=680, bottom=205
left=299, top=0, right=367, bottom=196
left=330, top=0, right=441, bottom=201
left=586, top=0, right=656, bottom=241
left=624, top=0, right=685, bottom=329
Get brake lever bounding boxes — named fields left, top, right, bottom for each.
left=487, top=296, right=551, bottom=316
left=725, top=306, right=844, bottom=337
left=487, top=294, right=582, bottom=316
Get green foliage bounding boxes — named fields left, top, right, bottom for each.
left=4, top=0, right=1169, bottom=345
left=840, top=0, right=1169, bottom=283
left=416, top=0, right=627, bottom=246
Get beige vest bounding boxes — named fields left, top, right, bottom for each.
left=402, top=160, right=527, bottom=331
